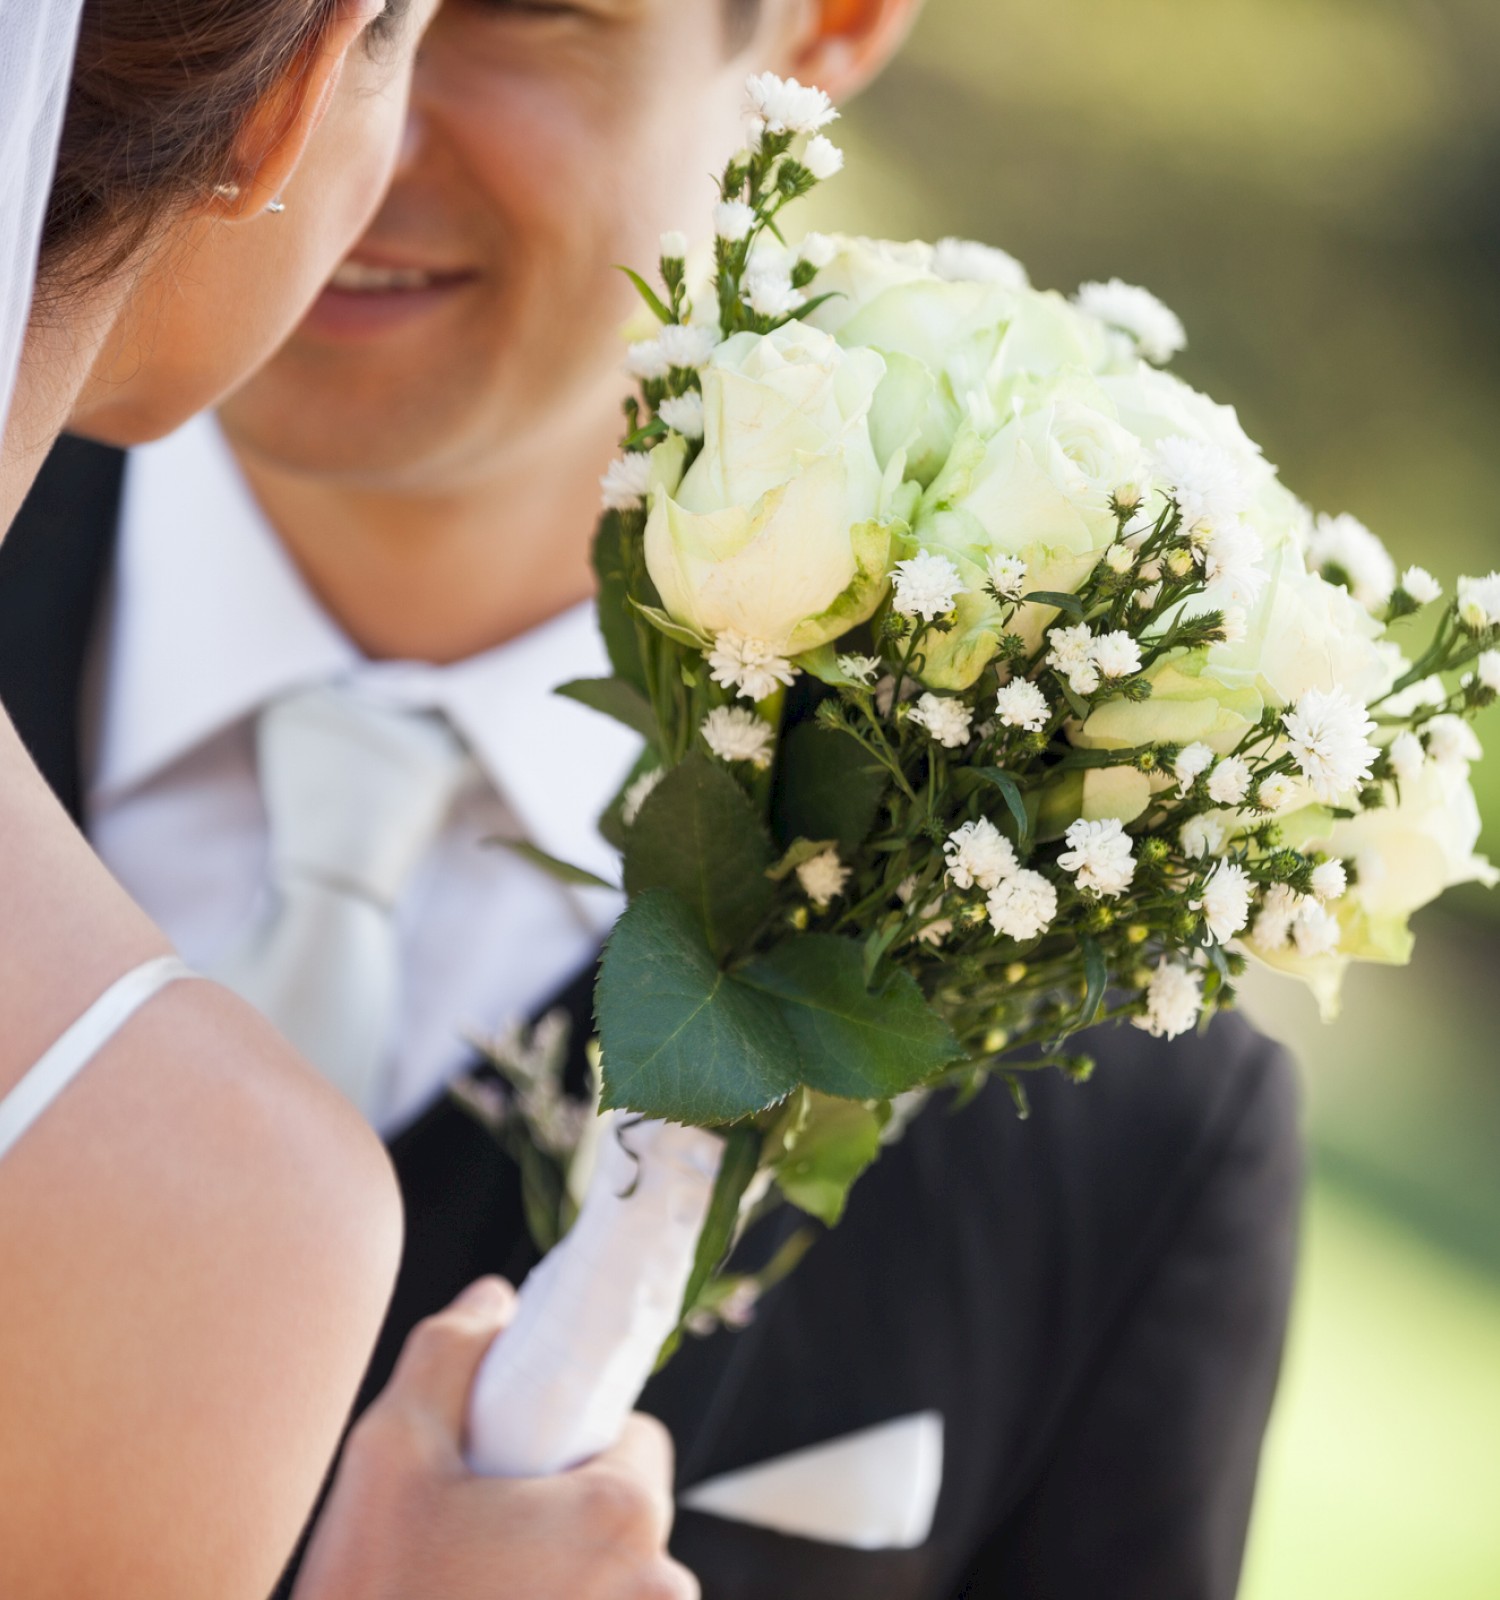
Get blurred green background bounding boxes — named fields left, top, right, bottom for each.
left=823, top=1, right=1500, bottom=1592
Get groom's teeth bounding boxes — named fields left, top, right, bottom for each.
left=330, top=262, right=440, bottom=292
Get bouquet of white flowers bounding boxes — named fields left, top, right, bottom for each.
left=465, top=73, right=1498, bottom=1478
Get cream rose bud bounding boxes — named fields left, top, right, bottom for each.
left=903, top=389, right=1148, bottom=690
left=644, top=322, right=896, bottom=655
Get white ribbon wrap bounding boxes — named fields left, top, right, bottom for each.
left=465, top=1112, right=724, bottom=1477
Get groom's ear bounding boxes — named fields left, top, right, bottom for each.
left=210, top=0, right=385, bottom=222
left=761, top=0, right=925, bottom=105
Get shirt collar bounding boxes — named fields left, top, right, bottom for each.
left=93, top=413, right=638, bottom=894
left=94, top=413, right=356, bottom=801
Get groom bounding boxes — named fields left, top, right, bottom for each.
left=1, top=0, right=1301, bottom=1595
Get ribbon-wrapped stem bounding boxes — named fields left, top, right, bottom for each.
left=465, top=1112, right=724, bottom=1477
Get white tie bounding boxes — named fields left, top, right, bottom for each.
left=213, top=684, right=471, bottom=1119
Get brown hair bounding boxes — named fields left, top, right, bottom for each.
left=39, top=0, right=405, bottom=298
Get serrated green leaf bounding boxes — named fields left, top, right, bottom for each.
left=971, top=767, right=1032, bottom=845
left=624, top=754, right=776, bottom=957
left=556, top=677, right=658, bottom=744
left=771, top=718, right=888, bottom=853
left=617, top=265, right=672, bottom=324
left=490, top=838, right=618, bottom=892
left=774, top=1094, right=886, bottom=1226
left=1024, top=589, right=1087, bottom=617
left=630, top=598, right=711, bottom=652
left=597, top=891, right=799, bottom=1124
left=739, top=934, right=962, bottom=1100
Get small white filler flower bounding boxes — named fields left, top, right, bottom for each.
left=1196, top=861, right=1253, bottom=945
left=1173, top=742, right=1215, bottom=795
left=1400, top=566, right=1442, bottom=606
left=658, top=392, right=705, bottom=440
left=910, top=693, right=974, bottom=750
left=714, top=200, right=757, bottom=243
left=1076, top=278, right=1187, bottom=364
left=797, top=848, right=851, bottom=909
left=1307, top=512, right=1397, bottom=612
left=600, top=453, right=654, bottom=512
left=706, top=630, right=799, bottom=702
left=802, top=135, right=845, bottom=181
left=1457, top=572, right=1500, bottom=631
left=701, top=706, right=774, bottom=770
left=744, top=72, right=839, bottom=136
left=893, top=549, right=966, bottom=621
left=1135, top=961, right=1203, bottom=1040
left=1207, top=756, right=1253, bottom=807
left=944, top=819, right=1018, bottom=892
left=1058, top=818, right=1137, bottom=898
left=987, top=870, right=1058, bottom=941
left=986, top=552, right=1028, bottom=600
left=1281, top=687, right=1378, bottom=802
left=933, top=238, right=1029, bottom=290
left=994, top=678, right=1050, bottom=733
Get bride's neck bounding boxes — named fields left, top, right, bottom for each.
left=0, top=286, right=121, bottom=536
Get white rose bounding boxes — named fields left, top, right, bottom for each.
left=1099, top=365, right=1307, bottom=556
left=906, top=384, right=1148, bottom=689
left=1261, top=761, right=1497, bottom=1017
left=644, top=322, right=898, bottom=655
left=1078, top=544, right=1392, bottom=759
left=806, top=254, right=1114, bottom=486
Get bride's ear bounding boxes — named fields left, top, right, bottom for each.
left=772, top=0, right=925, bottom=105
left=210, top=0, right=386, bottom=221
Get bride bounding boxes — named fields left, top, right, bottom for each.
left=0, top=4, right=693, bottom=1597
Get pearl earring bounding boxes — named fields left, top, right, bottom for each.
left=266, top=197, right=287, bottom=215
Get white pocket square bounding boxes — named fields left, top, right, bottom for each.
left=678, top=1410, right=944, bottom=1551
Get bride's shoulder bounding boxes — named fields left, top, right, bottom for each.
left=0, top=979, right=401, bottom=1599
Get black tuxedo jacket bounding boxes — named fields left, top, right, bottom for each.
left=1, top=435, right=1303, bottom=1600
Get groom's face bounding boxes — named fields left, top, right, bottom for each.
left=219, top=0, right=771, bottom=488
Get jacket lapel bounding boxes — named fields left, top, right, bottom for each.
left=0, top=433, right=124, bottom=822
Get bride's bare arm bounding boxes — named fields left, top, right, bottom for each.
left=0, top=718, right=403, bottom=1598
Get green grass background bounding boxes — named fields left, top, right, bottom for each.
left=825, top=3, right=1500, bottom=1589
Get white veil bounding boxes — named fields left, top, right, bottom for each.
left=0, top=1, right=87, bottom=440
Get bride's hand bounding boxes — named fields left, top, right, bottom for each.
left=291, top=1277, right=700, bottom=1600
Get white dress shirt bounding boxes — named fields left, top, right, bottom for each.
left=86, top=414, right=639, bottom=1137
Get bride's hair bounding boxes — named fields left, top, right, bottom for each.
left=39, top=0, right=408, bottom=300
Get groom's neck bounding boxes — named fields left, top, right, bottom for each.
left=224, top=401, right=621, bottom=665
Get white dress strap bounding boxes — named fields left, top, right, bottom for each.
left=0, top=956, right=195, bottom=1164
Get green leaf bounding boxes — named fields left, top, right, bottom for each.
left=1024, top=589, right=1087, bottom=617
left=739, top=935, right=962, bottom=1100
left=1058, top=677, right=1093, bottom=722
left=490, top=838, right=618, bottom=892
left=593, top=512, right=649, bottom=696
left=795, top=642, right=873, bottom=689
left=630, top=598, right=711, bottom=652
left=677, top=1126, right=761, bottom=1323
left=774, top=1094, right=886, bottom=1227
left=971, top=767, right=1032, bottom=845
left=771, top=718, right=888, bottom=853
left=597, top=891, right=800, bottom=1124
left=624, top=754, right=776, bottom=957
left=556, top=677, right=659, bottom=744
left=1080, top=936, right=1108, bottom=1029
left=616, top=265, right=672, bottom=324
